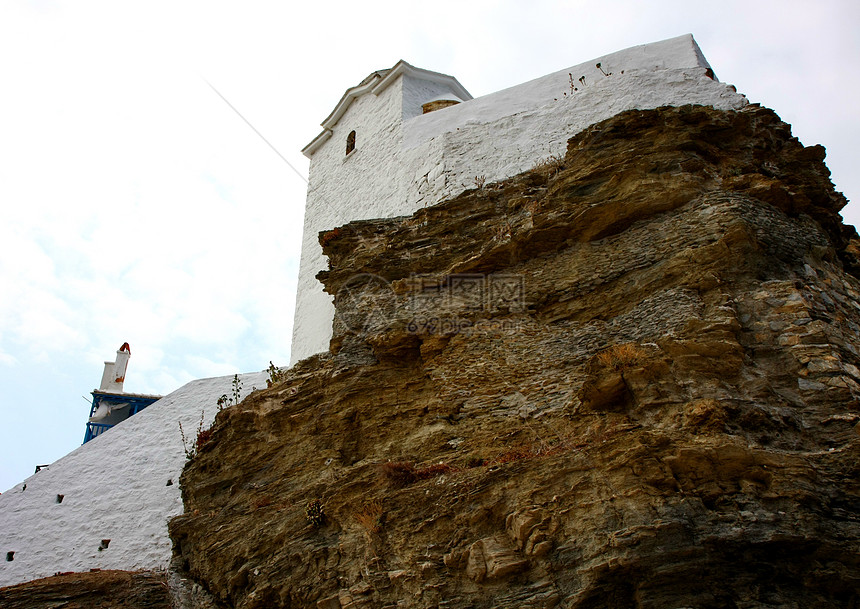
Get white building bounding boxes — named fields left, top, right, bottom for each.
left=290, top=33, right=748, bottom=364
left=0, top=348, right=266, bottom=588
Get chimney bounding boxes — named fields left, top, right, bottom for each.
left=99, top=343, right=131, bottom=393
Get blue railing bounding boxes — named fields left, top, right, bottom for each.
left=83, top=393, right=161, bottom=445
left=83, top=422, right=114, bottom=444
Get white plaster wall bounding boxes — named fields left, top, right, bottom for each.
left=403, top=33, right=717, bottom=146
left=290, top=35, right=749, bottom=363
left=400, top=75, right=464, bottom=120
left=292, top=76, right=407, bottom=364
left=411, top=66, right=748, bottom=207
left=0, top=370, right=266, bottom=588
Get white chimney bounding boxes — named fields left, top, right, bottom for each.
left=99, top=343, right=131, bottom=393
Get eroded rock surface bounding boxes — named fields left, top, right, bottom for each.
left=170, top=105, right=860, bottom=608
left=0, top=570, right=171, bottom=608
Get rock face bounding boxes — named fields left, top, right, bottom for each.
left=170, top=105, right=860, bottom=608
left=0, top=570, right=171, bottom=608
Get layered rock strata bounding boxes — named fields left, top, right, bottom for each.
left=0, top=570, right=171, bottom=609
left=170, top=105, right=860, bottom=608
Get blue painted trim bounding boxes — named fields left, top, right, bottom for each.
left=82, top=392, right=161, bottom=444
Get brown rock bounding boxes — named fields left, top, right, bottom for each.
left=169, top=106, right=860, bottom=609
left=466, top=535, right=527, bottom=582
left=0, top=570, right=171, bottom=609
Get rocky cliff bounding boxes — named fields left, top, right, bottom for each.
left=0, top=570, right=171, bottom=608
left=166, top=104, right=860, bottom=609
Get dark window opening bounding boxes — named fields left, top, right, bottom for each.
left=6, top=551, right=14, bottom=562
left=346, top=130, right=356, bottom=156
left=56, top=494, right=64, bottom=504
left=99, top=539, right=111, bottom=551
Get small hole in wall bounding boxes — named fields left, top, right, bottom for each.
left=346, top=130, right=356, bottom=155
left=56, top=494, right=64, bottom=503
left=6, top=551, right=14, bottom=562
left=98, top=539, right=111, bottom=551
left=166, top=479, right=173, bottom=486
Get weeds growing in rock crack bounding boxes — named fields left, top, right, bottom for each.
left=266, top=361, right=287, bottom=387
left=217, top=374, right=243, bottom=411
left=592, top=343, right=646, bottom=372
left=531, top=153, right=565, bottom=178
left=179, top=410, right=207, bottom=461
left=355, top=500, right=384, bottom=536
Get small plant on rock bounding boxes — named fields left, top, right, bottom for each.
left=305, top=499, right=325, bottom=528
left=593, top=343, right=647, bottom=371
left=320, top=227, right=342, bottom=247
left=195, top=428, right=212, bottom=452
left=266, top=361, right=287, bottom=388
left=379, top=461, right=455, bottom=488
left=355, top=500, right=384, bottom=535
left=217, top=374, right=243, bottom=411
left=179, top=410, right=207, bottom=461
left=231, top=374, right=242, bottom=403
left=532, top=153, right=565, bottom=177
left=380, top=461, right=417, bottom=487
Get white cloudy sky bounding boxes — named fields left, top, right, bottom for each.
left=1, top=0, right=857, bottom=492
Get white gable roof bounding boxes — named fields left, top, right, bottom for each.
left=302, top=60, right=472, bottom=157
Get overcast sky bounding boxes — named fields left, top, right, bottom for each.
left=1, top=0, right=857, bottom=492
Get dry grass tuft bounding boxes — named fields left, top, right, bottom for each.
left=355, top=500, right=384, bottom=535
left=379, top=461, right=456, bottom=487
left=379, top=461, right=418, bottom=486
left=593, top=343, right=647, bottom=371
left=531, top=153, right=566, bottom=177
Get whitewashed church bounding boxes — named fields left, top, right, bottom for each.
left=291, top=33, right=747, bottom=362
